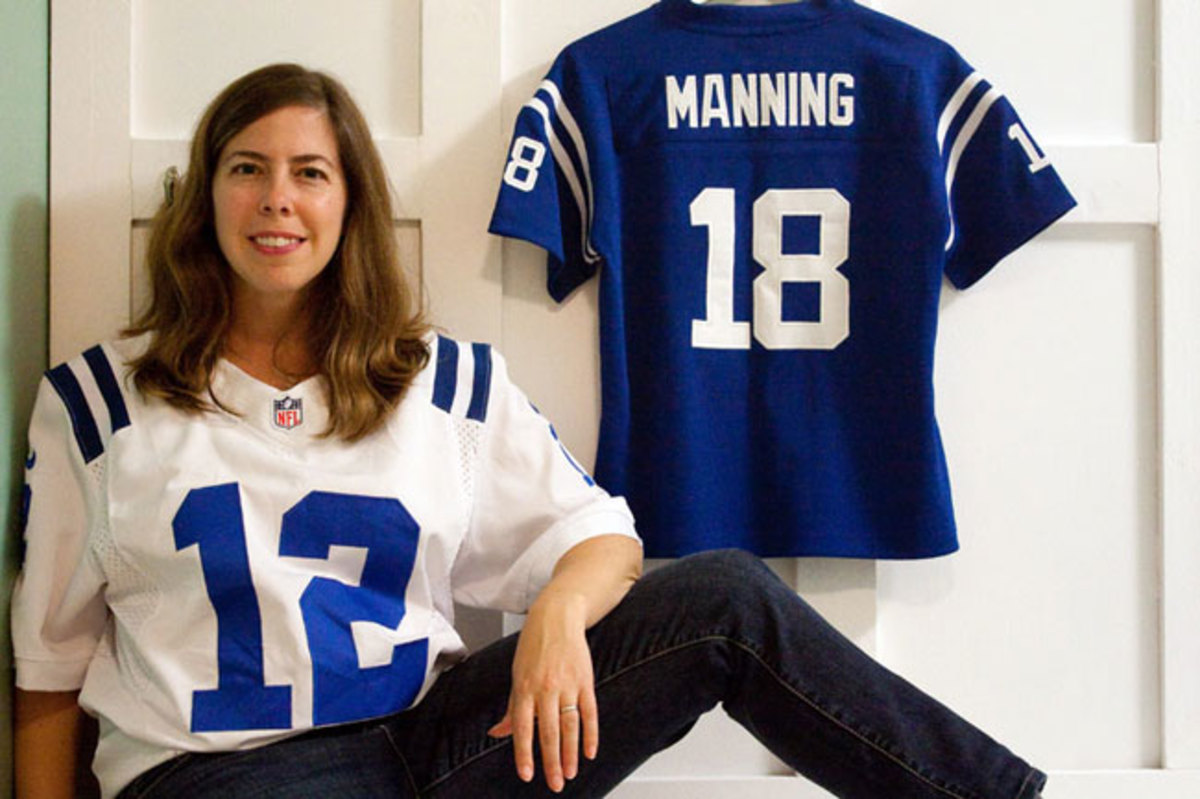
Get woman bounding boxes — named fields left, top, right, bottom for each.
left=13, top=64, right=1047, bottom=799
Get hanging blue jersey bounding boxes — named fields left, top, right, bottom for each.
left=489, top=0, right=1075, bottom=558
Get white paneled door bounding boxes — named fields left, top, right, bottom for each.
left=49, top=1, right=1199, bottom=796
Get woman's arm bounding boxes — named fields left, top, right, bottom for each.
left=15, top=688, right=86, bottom=799
left=488, top=533, right=642, bottom=792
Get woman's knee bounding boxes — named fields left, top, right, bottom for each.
left=640, top=549, right=789, bottom=626
left=669, top=548, right=779, bottom=593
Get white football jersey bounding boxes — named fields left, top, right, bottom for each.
left=12, top=334, right=636, bottom=798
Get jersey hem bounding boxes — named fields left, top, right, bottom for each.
left=948, top=195, right=1078, bottom=290
left=13, top=655, right=92, bottom=691
left=521, top=502, right=639, bottom=610
left=488, top=217, right=589, bottom=303
left=639, top=540, right=961, bottom=561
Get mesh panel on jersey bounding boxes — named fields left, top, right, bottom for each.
left=88, top=458, right=161, bottom=694
left=453, top=416, right=482, bottom=506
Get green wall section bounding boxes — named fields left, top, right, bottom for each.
left=0, top=0, right=50, bottom=793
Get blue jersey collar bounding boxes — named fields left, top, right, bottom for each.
left=662, top=0, right=851, bottom=34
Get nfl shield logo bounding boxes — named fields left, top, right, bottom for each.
left=273, top=396, right=304, bottom=430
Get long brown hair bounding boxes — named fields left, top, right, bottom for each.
left=126, top=63, right=429, bottom=441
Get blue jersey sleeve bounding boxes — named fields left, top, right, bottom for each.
left=933, top=58, right=1076, bottom=288
left=489, top=54, right=614, bottom=301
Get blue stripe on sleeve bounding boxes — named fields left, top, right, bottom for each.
left=83, top=345, right=131, bottom=433
left=432, top=336, right=459, bottom=414
left=466, top=343, right=492, bottom=422
left=46, top=363, right=103, bottom=463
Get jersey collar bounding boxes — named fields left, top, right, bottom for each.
left=212, top=358, right=329, bottom=444
left=662, top=0, right=850, bottom=34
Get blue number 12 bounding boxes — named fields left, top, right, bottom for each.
left=173, top=484, right=427, bottom=732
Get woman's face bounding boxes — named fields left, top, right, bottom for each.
left=212, top=105, right=347, bottom=312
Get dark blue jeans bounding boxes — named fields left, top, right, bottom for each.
left=119, top=549, right=1046, bottom=798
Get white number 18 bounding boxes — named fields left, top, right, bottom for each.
left=690, top=187, right=851, bottom=351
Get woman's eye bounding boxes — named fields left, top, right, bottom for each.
left=298, top=167, right=328, bottom=181
left=230, top=162, right=259, bottom=176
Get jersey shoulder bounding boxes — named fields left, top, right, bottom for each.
left=842, top=4, right=977, bottom=96
left=414, top=334, right=498, bottom=425
left=40, top=337, right=146, bottom=465
left=560, top=3, right=663, bottom=56
left=847, top=2, right=959, bottom=54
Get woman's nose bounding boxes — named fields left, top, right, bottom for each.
left=260, top=174, right=293, bottom=215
